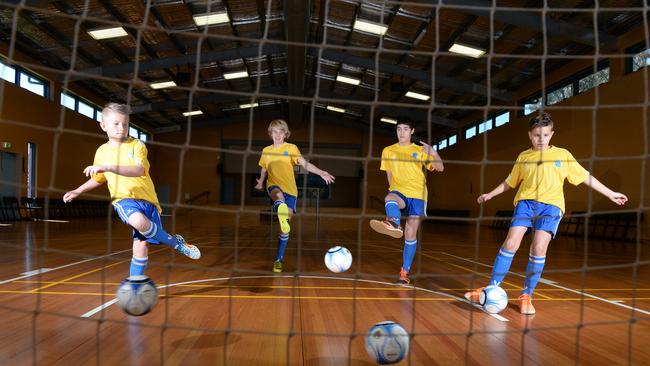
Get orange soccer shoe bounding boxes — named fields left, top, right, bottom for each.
left=369, top=219, right=403, bottom=239
left=518, top=294, right=536, bottom=315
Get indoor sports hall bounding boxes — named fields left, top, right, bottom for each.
left=0, top=0, right=649, bottom=364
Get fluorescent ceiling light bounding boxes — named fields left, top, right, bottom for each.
left=380, top=117, right=398, bottom=124
left=327, top=105, right=346, bottom=113
left=224, top=70, right=249, bottom=80
left=150, top=81, right=176, bottom=89
left=405, top=91, right=430, bottom=101
left=193, top=12, right=230, bottom=26
left=182, top=110, right=203, bottom=117
left=87, top=27, right=128, bottom=40
left=336, top=75, right=361, bottom=85
left=240, top=102, right=259, bottom=109
left=353, top=19, right=388, bottom=36
left=449, top=43, right=485, bottom=58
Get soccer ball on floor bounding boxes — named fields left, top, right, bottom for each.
left=116, top=275, right=159, bottom=316
left=480, top=285, right=509, bottom=314
left=324, top=246, right=352, bottom=273
left=365, top=321, right=410, bottom=364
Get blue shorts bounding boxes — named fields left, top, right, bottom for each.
left=113, top=199, right=162, bottom=243
left=267, top=185, right=297, bottom=213
left=511, top=200, right=563, bottom=237
left=389, top=190, right=427, bottom=217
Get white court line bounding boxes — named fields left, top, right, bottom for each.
left=439, top=251, right=650, bottom=316
left=81, top=275, right=508, bottom=321
left=0, top=223, right=12, bottom=227
left=0, top=248, right=132, bottom=285
left=33, top=219, right=70, bottom=223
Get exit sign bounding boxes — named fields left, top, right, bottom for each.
left=2, top=142, right=11, bottom=148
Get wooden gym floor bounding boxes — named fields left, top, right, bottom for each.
left=0, top=209, right=648, bottom=365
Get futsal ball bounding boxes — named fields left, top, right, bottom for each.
left=365, top=321, right=410, bottom=365
left=324, top=246, right=352, bottom=273
left=480, top=285, right=509, bottom=314
left=116, top=275, right=159, bottom=316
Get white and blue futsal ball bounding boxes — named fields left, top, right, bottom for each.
left=365, top=321, right=410, bottom=364
left=116, top=275, right=159, bottom=316
left=324, top=246, right=352, bottom=273
left=480, top=285, right=508, bottom=314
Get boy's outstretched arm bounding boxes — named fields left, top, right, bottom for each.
left=63, top=178, right=104, bottom=203
left=255, top=168, right=267, bottom=190
left=83, top=165, right=144, bottom=177
left=299, top=158, right=335, bottom=184
left=477, top=181, right=512, bottom=204
left=420, top=141, right=444, bottom=172
left=581, top=175, right=628, bottom=205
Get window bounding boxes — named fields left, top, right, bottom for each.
left=60, top=90, right=102, bottom=121
left=632, top=48, right=650, bottom=72
left=465, top=126, right=477, bottom=139
left=495, top=112, right=509, bottom=127
left=18, top=72, right=46, bottom=97
left=78, top=100, right=95, bottom=119
left=524, top=97, right=542, bottom=115
left=0, top=62, right=15, bottom=83
left=129, top=127, right=138, bottom=138
left=478, top=120, right=492, bottom=134
left=546, top=84, right=573, bottom=106
left=438, top=139, right=447, bottom=150
left=448, top=134, right=457, bottom=146
left=578, top=67, right=610, bottom=93
left=60, top=93, right=76, bottom=110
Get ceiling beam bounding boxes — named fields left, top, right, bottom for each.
left=74, top=44, right=285, bottom=79
left=317, top=49, right=513, bottom=101
left=410, top=0, right=617, bottom=50
left=284, top=0, right=310, bottom=127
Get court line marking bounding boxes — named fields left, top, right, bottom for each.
left=439, top=251, right=650, bottom=316
left=0, top=248, right=132, bottom=285
left=29, top=248, right=166, bottom=293
left=80, top=275, right=508, bottom=321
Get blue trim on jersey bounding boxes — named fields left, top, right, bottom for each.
left=267, top=185, right=297, bottom=213
left=389, top=190, right=427, bottom=217
left=113, top=199, right=163, bottom=243
left=511, top=200, right=563, bottom=237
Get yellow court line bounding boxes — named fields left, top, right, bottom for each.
left=13, top=280, right=650, bottom=293
left=28, top=248, right=166, bottom=293
left=2, top=290, right=650, bottom=302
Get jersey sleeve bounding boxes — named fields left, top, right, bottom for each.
left=290, top=144, right=303, bottom=166
left=565, top=150, right=589, bottom=185
left=258, top=148, right=267, bottom=169
left=379, top=147, right=390, bottom=171
left=505, top=155, right=523, bottom=188
left=133, top=140, right=150, bottom=176
left=91, top=148, right=107, bottom=183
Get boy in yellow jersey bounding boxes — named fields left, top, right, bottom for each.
left=369, top=119, right=444, bottom=284
left=255, top=119, right=335, bottom=273
left=465, top=113, right=627, bottom=314
left=63, top=103, right=200, bottom=278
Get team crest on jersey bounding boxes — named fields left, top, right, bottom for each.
left=554, top=160, right=561, bottom=167
left=283, top=151, right=289, bottom=156
left=128, top=150, right=135, bottom=158
left=412, top=152, right=418, bottom=159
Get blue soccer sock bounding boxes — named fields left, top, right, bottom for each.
left=275, top=233, right=289, bottom=261
left=140, top=221, right=177, bottom=248
left=489, top=247, right=516, bottom=286
left=522, top=255, right=546, bottom=296
left=385, top=200, right=401, bottom=226
left=402, top=239, right=417, bottom=272
left=130, top=256, right=148, bottom=276
left=272, top=200, right=283, bottom=213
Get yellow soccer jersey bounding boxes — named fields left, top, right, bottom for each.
left=258, top=143, right=302, bottom=197
left=91, top=137, right=161, bottom=212
left=505, top=146, right=589, bottom=213
left=380, top=143, right=435, bottom=201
